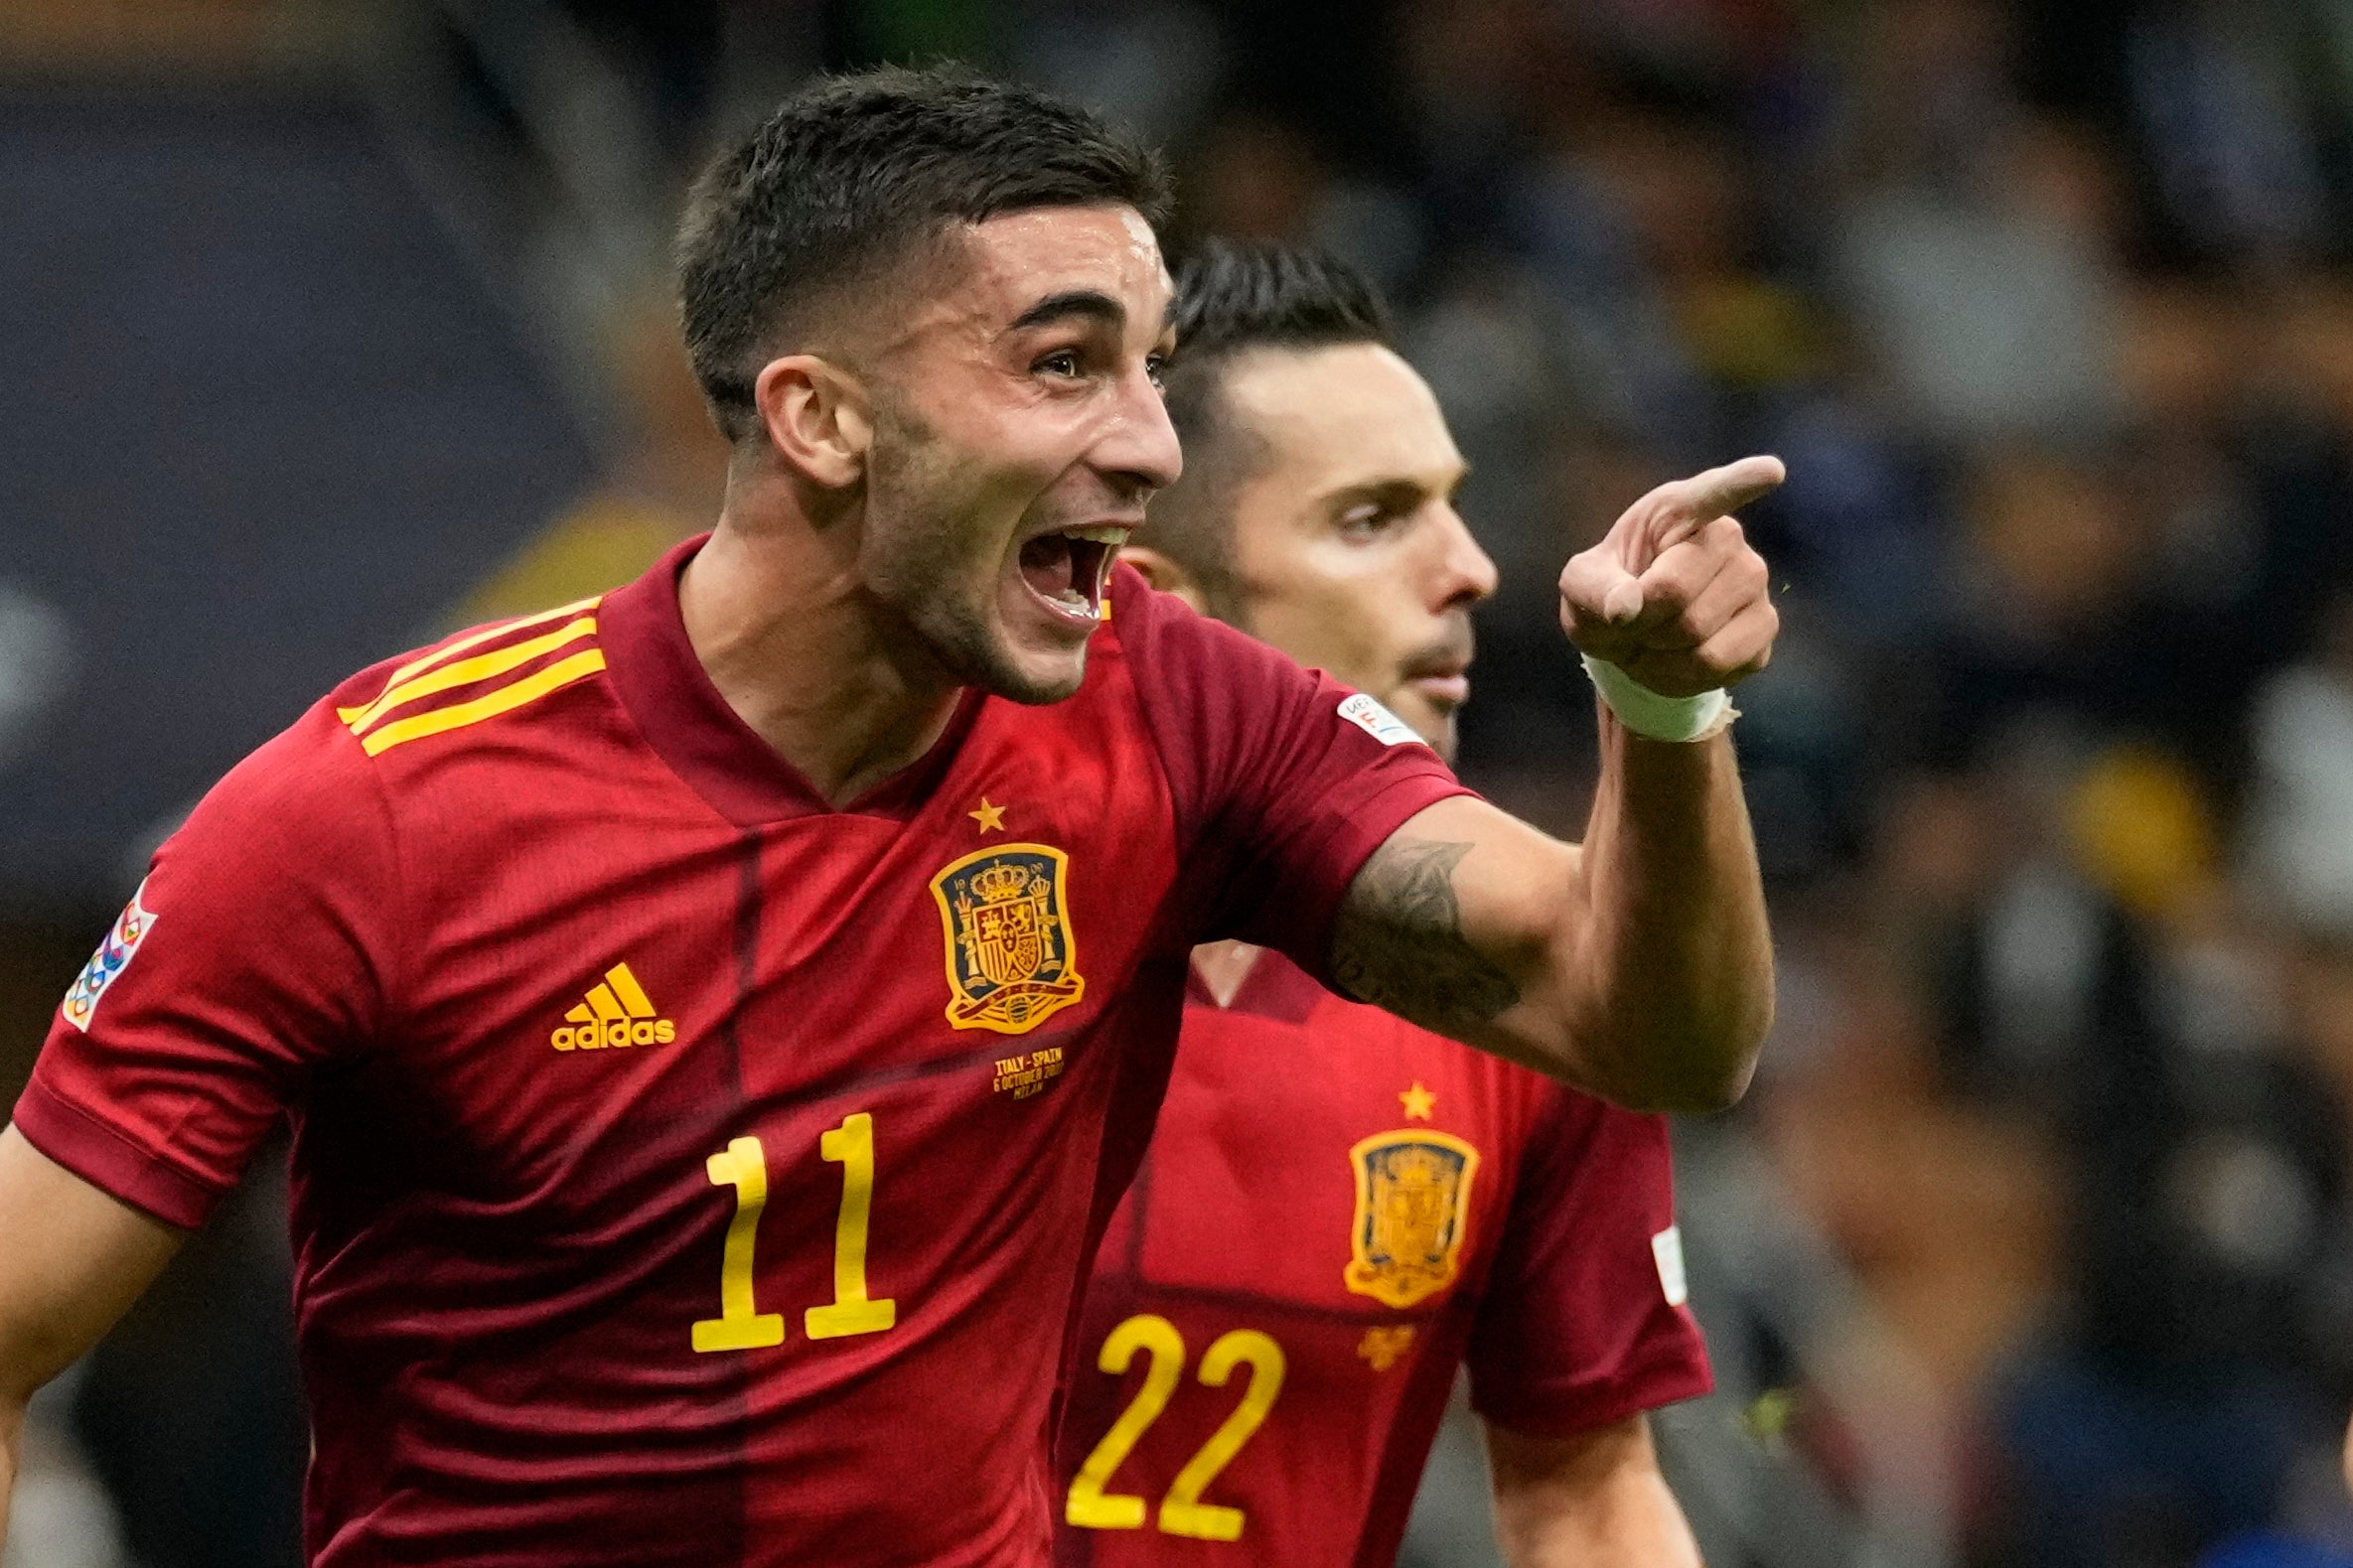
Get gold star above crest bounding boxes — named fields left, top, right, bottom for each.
left=968, top=797, right=1007, bottom=834
left=1399, top=1081, right=1436, bottom=1120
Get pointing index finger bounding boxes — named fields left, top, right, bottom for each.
left=1662, top=454, right=1786, bottom=526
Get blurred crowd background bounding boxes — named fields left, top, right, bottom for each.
left=7, top=1, right=2353, bottom=1565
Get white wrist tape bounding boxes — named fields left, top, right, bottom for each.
left=1581, top=654, right=1735, bottom=743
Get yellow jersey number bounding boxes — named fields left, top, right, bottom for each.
left=1064, top=1314, right=1287, bottom=1542
left=691, top=1113, right=898, bottom=1354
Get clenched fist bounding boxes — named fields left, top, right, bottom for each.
left=1558, top=456, right=1785, bottom=700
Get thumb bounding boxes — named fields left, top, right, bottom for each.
left=1560, top=549, right=1649, bottom=628
left=1600, top=573, right=1645, bottom=625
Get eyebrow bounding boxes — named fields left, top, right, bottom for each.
left=1008, top=289, right=1126, bottom=334
left=1325, top=467, right=1471, bottom=510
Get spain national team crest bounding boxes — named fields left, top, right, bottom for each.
left=932, top=843, right=1085, bottom=1035
left=61, top=880, right=158, bottom=1033
left=1344, top=1131, right=1481, bottom=1309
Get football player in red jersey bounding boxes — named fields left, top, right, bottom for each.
left=0, top=69, right=1779, bottom=1566
left=1055, top=242, right=1708, bottom=1568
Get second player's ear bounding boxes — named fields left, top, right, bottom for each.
left=1119, top=544, right=1209, bottom=614
left=754, top=355, right=872, bottom=489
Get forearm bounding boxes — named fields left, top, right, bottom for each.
left=0, top=1124, right=183, bottom=1556
left=1489, top=1417, right=1703, bottom=1568
left=1495, top=1467, right=1702, bottom=1568
left=1555, top=707, right=1771, bottom=1112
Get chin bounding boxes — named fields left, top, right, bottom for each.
left=1382, top=692, right=1457, bottom=761
left=948, top=624, right=1093, bottom=706
left=991, top=649, right=1091, bottom=706
left=904, top=585, right=1094, bottom=705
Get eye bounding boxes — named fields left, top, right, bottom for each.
left=1034, top=349, right=1082, bottom=378
left=1337, top=503, right=1393, bottom=540
left=1145, top=352, right=1169, bottom=389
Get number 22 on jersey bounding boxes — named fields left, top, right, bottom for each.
left=691, top=1112, right=897, bottom=1353
left=1066, top=1314, right=1287, bottom=1542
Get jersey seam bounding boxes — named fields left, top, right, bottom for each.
left=352, top=730, right=412, bottom=1041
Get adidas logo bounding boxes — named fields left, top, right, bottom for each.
left=551, top=962, right=677, bottom=1052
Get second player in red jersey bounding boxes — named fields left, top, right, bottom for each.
left=1056, top=245, right=1709, bottom=1567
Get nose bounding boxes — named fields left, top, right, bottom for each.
left=1094, top=362, right=1184, bottom=499
left=1431, top=502, right=1498, bottom=611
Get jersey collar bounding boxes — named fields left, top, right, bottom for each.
left=598, top=534, right=984, bottom=826
left=1185, top=945, right=1324, bottom=1023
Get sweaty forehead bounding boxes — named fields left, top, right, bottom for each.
left=936, top=206, right=1173, bottom=333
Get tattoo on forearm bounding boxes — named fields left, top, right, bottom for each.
left=1330, top=838, right=1521, bottom=1035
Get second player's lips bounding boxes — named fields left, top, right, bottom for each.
left=1400, top=647, right=1472, bottom=709
left=1406, top=672, right=1471, bottom=708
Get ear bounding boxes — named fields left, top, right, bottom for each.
left=753, top=355, right=871, bottom=489
left=1118, top=544, right=1209, bottom=613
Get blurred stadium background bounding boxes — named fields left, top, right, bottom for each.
left=7, top=0, right=2353, bottom=1564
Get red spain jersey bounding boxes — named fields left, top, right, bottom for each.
left=15, top=541, right=1467, bottom=1567
left=1053, top=952, right=1710, bottom=1568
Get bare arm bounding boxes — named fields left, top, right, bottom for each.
left=0, top=1123, right=184, bottom=1543
left=1486, top=1416, right=1703, bottom=1568
left=1333, top=461, right=1780, bottom=1112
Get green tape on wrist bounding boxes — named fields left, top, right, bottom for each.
left=1581, top=654, right=1735, bottom=743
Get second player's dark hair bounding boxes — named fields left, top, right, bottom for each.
left=676, top=66, right=1173, bottom=441
left=1146, top=241, right=1396, bottom=612
left=1161, top=240, right=1394, bottom=438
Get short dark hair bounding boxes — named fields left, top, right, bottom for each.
left=676, top=66, right=1173, bottom=441
left=1148, top=240, right=1395, bottom=607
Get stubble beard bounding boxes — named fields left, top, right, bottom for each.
left=863, top=398, right=1087, bottom=707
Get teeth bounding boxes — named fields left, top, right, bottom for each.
left=1049, top=588, right=1098, bottom=616
left=1063, top=524, right=1131, bottom=545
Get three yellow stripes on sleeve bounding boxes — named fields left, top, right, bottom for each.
left=339, top=596, right=606, bottom=756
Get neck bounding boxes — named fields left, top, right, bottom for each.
left=678, top=487, right=963, bottom=806
left=1191, top=940, right=1263, bottom=1008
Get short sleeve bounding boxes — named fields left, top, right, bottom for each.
left=1465, top=1089, right=1713, bottom=1436
left=12, top=703, right=399, bottom=1228
left=1107, top=567, right=1474, bottom=978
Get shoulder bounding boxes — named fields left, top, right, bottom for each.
left=1100, top=565, right=1307, bottom=693
left=182, top=596, right=616, bottom=872
left=1094, top=565, right=1411, bottom=779
left=328, top=594, right=610, bottom=762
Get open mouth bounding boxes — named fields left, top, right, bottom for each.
left=1018, top=523, right=1129, bottom=622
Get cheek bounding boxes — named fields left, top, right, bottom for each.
left=1247, top=575, right=1397, bottom=687
left=873, top=417, right=1016, bottom=539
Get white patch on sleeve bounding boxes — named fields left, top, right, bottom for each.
left=1337, top=692, right=1421, bottom=747
left=1652, top=1224, right=1690, bottom=1307
left=61, top=880, right=158, bottom=1032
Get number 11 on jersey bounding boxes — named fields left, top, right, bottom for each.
left=691, top=1113, right=898, bottom=1354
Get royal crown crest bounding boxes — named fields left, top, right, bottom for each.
left=1344, top=1131, right=1481, bottom=1309
left=931, top=843, right=1085, bottom=1035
